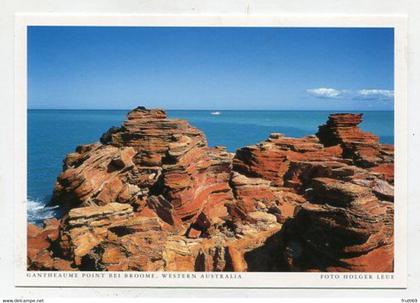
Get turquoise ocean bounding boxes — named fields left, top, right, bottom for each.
left=28, top=109, right=394, bottom=223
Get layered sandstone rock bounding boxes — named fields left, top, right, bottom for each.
left=51, top=106, right=233, bottom=230
left=279, top=177, right=394, bottom=272
left=28, top=109, right=394, bottom=272
left=316, top=113, right=379, bottom=146
left=317, top=113, right=393, bottom=168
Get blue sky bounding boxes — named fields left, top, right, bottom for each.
left=28, top=26, right=394, bottom=110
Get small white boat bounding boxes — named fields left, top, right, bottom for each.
left=211, top=111, right=221, bottom=115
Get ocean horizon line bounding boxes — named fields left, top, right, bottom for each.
left=28, top=108, right=395, bottom=112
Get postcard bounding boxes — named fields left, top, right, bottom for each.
left=14, top=14, right=407, bottom=288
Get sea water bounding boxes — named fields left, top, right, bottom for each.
left=27, top=109, right=394, bottom=223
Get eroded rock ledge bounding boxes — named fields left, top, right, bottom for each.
left=27, top=108, right=394, bottom=272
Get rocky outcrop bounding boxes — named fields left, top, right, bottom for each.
left=28, top=109, right=394, bottom=272
left=27, top=219, right=75, bottom=271
left=51, top=107, right=233, bottom=230
left=278, top=177, right=393, bottom=272
left=316, top=113, right=379, bottom=146
left=317, top=113, right=393, bottom=168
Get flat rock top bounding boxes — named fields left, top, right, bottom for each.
left=68, top=203, right=133, bottom=219
left=327, top=113, right=363, bottom=126
left=127, top=108, right=167, bottom=120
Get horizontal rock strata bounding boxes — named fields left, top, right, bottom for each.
left=28, top=109, right=394, bottom=272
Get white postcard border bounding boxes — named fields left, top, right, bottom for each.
left=14, top=13, right=408, bottom=288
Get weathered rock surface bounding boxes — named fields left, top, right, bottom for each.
left=28, top=109, right=394, bottom=272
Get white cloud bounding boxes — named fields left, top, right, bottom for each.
left=355, top=89, right=394, bottom=100
left=306, top=88, right=343, bottom=99
left=306, top=87, right=394, bottom=101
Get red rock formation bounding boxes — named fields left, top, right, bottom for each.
left=279, top=177, right=394, bottom=272
left=51, top=107, right=234, bottom=230
left=27, top=218, right=75, bottom=271
left=316, top=113, right=379, bottom=146
left=317, top=113, right=393, bottom=168
left=28, top=109, right=394, bottom=273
